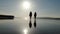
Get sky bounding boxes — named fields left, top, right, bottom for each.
left=0, top=0, right=60, bottom=18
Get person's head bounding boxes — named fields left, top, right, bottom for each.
left=35, top=12, right=36, bottom=13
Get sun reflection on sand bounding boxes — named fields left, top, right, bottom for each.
left=23, top=29, right=28, bottom=34
left=24, top=17, right=29, bottom=20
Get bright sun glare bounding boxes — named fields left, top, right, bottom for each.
left=23, top=1, right=30, bottom=9
left=24, top=29, right=28, bottom=34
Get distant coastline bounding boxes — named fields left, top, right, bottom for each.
left=0, top=15, right=60, bottom=20
left=37, top=17, right=60, bottom=20
left=0, top=15, right=14, bottom=19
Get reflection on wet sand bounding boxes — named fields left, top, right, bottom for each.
left=34, top=19, right=36, bottom=28
left=29, top=20, right=32, bottom=28
left=29, top=19, right=37, bottom=28
left=23, top=29, right=28, bottom=34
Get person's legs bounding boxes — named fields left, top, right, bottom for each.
left=34, top=16, right=36, bottom=20
left=30, top=16, right=32, bottom=21
left=34, top=17, right=36, bottom=28
left=29, top=16, right=32, bottom=28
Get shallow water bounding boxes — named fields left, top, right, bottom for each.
left=0, top=18, right=60, bottom=34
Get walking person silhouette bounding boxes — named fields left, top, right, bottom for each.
left=34, top=12, right=37, bottom=28
left=29, top=11, right=32, bottom=20
left=29, top=11, right=32, bottom=28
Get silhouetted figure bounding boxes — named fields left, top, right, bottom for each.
left=29, top=20, right=32, bottom=28
left=29, top=11, right=32, bottom=20
left=34, top=19, right=36, bottom=28
left=34, top=12, right=37, bottom=28
left=34, top=12, right=37, bottom=20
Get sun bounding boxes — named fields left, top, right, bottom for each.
left=23, top=1, right=30, bottom=9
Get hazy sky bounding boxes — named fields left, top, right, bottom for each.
left=0, top=0, right=60, bottom=18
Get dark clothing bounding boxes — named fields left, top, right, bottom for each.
left=29, top=12, right=32, bottom=17
left=34, top=12, right=37, bottom=19
left=29, top=12, right=32, bottom=19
